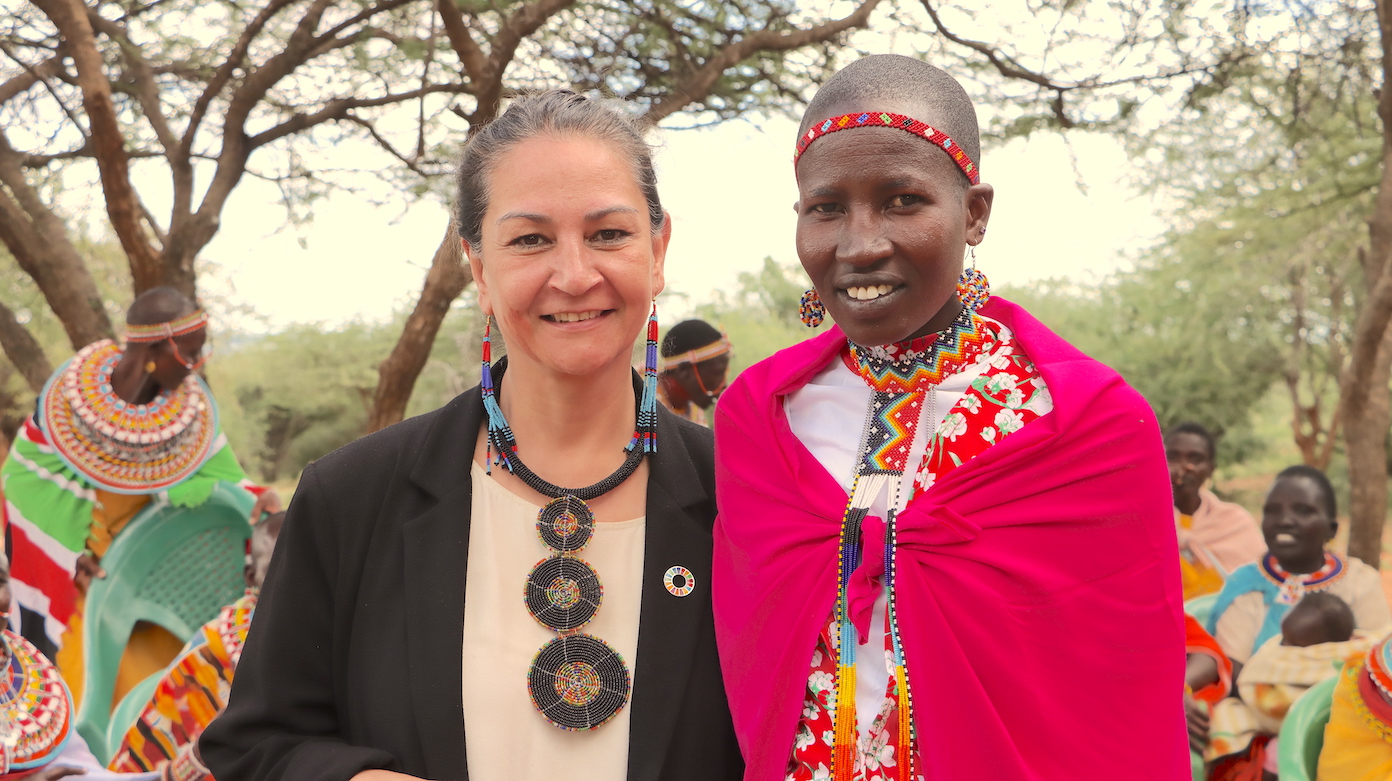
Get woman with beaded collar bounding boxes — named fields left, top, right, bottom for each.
left=712, top=55, right=1187, bottom=780
left=1, top=287, right=275, bottom=707
left=201, top=91, right=742, bottom=781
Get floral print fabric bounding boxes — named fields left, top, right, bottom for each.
left=786, top=319, right=1051, bottom=781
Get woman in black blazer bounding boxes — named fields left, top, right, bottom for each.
left=200, top=91, right=743, bottom=781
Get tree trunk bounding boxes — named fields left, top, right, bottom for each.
left=1343, top=0, right=1392, bottom=567
left=1346, top=329, right=1392, bottom=565
left=0, top=301, right=53, bottom=393
left=366, top=223, right=472, bottom=432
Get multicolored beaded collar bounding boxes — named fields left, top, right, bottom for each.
left=124, top=310, right=208, bottom=344
left=1259, top=551, right=1344, bottom=605
left=794, top=112, right=980, bottom=185
left=0, top=630, right=72, bottom=774
left=39, top=340, right=218, bottom=494
left=842, top=307, right=992, bottom=395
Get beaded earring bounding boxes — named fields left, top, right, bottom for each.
left=479, top=315, right=514, bottom=475
left=956, top=245, right=991, bottom=311
left=632, top=301, right=659, bottom=454
left=800, top=289, right=826, bottom=328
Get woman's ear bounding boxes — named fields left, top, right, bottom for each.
left=965, top=183, right=995, bottom=246
left=650, top=213, right=672, bottom=298
left=464, top=238, right=492, bottom=315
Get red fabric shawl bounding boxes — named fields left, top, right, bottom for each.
left=712, top=297, right=1188, bottom=781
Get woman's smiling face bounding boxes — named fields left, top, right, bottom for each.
left=794, top=108, right=992, bottom=347
left=1262, top=475, right=1337, bottom=573
left=468, top=134, right=668, bottom=378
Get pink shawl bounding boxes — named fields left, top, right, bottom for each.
left=1182, top=488, right=1266, bottom=574
left=712, top=297, right=1188, bottom=780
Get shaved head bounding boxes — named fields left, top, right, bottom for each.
left=799, top=55, right=982, bottom=183
left=127, top=286, right=197, bottom=326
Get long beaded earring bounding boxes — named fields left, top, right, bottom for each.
left=631, top=301, right=659, bottom=454
left=480, top=314, right=514, bottom=475
left=800, top=288, right=826, bottom=328
left=956, top=243, right=991, bottom=311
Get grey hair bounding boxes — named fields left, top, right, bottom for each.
left=454, top=90, right=665, bottom=247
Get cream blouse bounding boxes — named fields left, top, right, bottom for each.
left=461, top=461, right=646, bottom=781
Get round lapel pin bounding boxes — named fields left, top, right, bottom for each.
left=663, top=566, right=695, bottom=597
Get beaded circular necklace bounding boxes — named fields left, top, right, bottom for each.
left=0, top=631, right=72, bottom=774
left=479, top=311, right=659, bottom=731
left=1259, top=551, right=1344, bottom=605
left=40, top=340, right=217, bottom=494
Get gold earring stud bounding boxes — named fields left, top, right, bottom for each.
left=145, top=361, right=157, bottom=373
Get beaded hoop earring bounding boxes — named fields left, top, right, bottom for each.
left=800, top=289, right=826, bottom=328
left=956, top=245, right=991, bottom=311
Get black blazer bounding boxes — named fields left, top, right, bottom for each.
left=200, top=378, right=743, bottom=781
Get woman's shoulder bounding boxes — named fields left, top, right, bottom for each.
left=308, top=390, right=477, bottom=496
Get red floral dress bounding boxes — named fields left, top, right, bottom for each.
left=786, top=318, right=1052, bottom=781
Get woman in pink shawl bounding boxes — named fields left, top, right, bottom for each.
left=712, top=55, right=1188, bottom=781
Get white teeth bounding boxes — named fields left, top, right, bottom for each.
left=846, top=284, right=895, bottom=301
left=1275, top=533, right=1296, bottom=543
left=551, top=310, right=602, bottom=323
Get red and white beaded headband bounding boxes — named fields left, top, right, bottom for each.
left=659, top=334, right=732, bottom=372
left=125, top=310, right=209, bottom=343
left=794, top=112, right=980, bottom=185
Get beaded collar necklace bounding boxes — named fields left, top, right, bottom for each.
left=827, top=304, right=989, bottom=781
left=39, top=340, right=216, bottom=494
left=477, top=312, right=658, bottom=731
left=0, top=631, right=72, bottom=774
left=841, top=307, right=991, bottom=395
left=1260, top=551, right=1344, bottom=605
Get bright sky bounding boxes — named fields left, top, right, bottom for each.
left=200, top=114, right=1163, bottom=332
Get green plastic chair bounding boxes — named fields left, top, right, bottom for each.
left=75, top=481, right=254, bottom=765
left=1277, top=673, right=1340, bottom=781
left=1185, top=593, right=1219, bottom=626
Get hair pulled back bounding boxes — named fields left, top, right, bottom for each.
left=454, top=90, right=665, bottom=248
left=1275, top=464, right=1338, bottom=520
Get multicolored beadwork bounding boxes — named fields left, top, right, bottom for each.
left=1259, top=551, right=1344, bottom=605
left=527, top=634, right=631, bottom=731
left=0, top=630, right=73, bottom=772
left=39, top=340, right=217, bottom=494
left=794, top=112, right=980, bottom=185
left=827, top=310, right=992, bottom=781
left=800, top=289, right=826, bottom=328
left=956, top=266, right=991, bottom=310
left=479, top=308, right=657, bottom=730
left=124, top=310, right=208, bottom=344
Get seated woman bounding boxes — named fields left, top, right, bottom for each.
left=1166, top=422, right=1266, bottom=600
left=1319, top=630, right=1392, bottom=781
left=713, top=54, right=1187, bottom=780
left=1205, top=465, right=1392, bottom=673
left=201, top=91, right=742, bottom=781
left=1207, top=594, right=1380, bottom=779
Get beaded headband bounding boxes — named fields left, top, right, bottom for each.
left=125, top=310, right=209, bottom=344
left=794, top=112, right=980, bottom=185
left=659, top=334, right=732, bottom=372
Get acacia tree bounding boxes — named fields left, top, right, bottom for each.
left=0, top=0, right=884, bottom=405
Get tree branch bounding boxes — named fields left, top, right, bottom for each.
left=32, top=0, right=163, bottom=293
left=435, top=0, right=489, bottom=84
left=0, top=300, right=52, bottom=393
left=644, top=0, right=885, bottom=123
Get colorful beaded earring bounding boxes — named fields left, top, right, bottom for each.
left=800, top=289, right=826, bottom=328
left=956, top=244, right=991, bottom=311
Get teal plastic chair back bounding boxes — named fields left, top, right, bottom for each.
left=75, top=481, right=254, bottom=765
left=1185, top=594, right=1218, bottom=626
left=1277, top=673, right=1340, bottom=781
